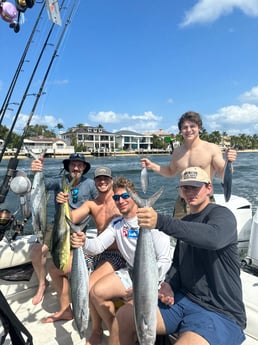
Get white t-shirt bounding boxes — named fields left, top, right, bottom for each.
left=84, top=216, right=172, bottom=281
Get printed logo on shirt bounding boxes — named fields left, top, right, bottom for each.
left=127, top=229, right=139, bottom=239
left=122, top=228, right=139, bottom=238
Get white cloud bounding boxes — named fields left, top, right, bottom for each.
left=88, top=111, right=130, bottom=123
left=180, top=0, right=258, bottom=27
left=88, top=111, right=162, bottom=132
left=131, top=111, right=162, bottom=122
left=205, top=103, right=258, bottom=134
left=51, top=79, right=69, bottom=86
left=10, top=114, right=63, bottom=132
left=239, top=86, right=258, bottom=103
left=167, top=98, right=174, bottom=104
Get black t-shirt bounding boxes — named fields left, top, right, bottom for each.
left=157, top=203, right=246, bottom=329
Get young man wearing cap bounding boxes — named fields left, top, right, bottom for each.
left=30, top=153, right=98, bottom=308
left=110, top=167, right=246, bottom=345
left=56, top=167, right=127, bottom=343
left=141, top=111, right=237, bottom=217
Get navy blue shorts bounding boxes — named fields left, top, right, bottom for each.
left=159, top=292, right=245, bottom=345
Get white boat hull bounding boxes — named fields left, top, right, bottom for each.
left=0, top=234, right=37, bottom=270
left=0, top=194, right=257, bottom=344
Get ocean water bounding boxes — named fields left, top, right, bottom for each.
left=0, top=152, right=258, bottom=231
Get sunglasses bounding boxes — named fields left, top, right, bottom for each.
left=71, top=188, right=79, bottom=203
left=70, top=153, right=85, bottom=160
left=112, top=193, right=130, bottom=201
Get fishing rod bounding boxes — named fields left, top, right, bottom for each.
left=18, top=0, right=78, bottom=151
left=0, top=3, right=45, bottom=127
left=0, top=0, right=76, bottom=204
left=0, top=5, right=63, bottom=165
left=0, top=0, right=68, bottom=164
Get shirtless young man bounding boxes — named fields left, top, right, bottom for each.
left=56, top=166, right=125, bottom=345
left=141, top=111, right=237, bottom=216
left=142, top=111, right=236, bottom=180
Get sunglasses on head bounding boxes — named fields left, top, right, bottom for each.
left=112, top=193, right=130, bottom=201
left=70, top=153, right=85, bottom=160
left=71, top=188, right=79, bottom=203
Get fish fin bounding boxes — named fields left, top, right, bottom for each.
left=25, top=146, right=47, bottom=160
left=127, top=187, right=164, bottom=208
left=66, top=215, right=90, bottom=233
left=62, top=173, right=76, bottom=193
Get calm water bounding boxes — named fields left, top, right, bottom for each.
left=0, top=152, right=258, bottom=230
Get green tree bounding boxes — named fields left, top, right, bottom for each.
left=208, top=131, right=221, bottom=145
left=25, top=125, right=56, bottom=138
left=152, top=135, right=166, bottom=149
left=0, top=125, right=9, bottom=139
left=199, top=128, right=209, bottom=141
left=55, top=123, right=64, bottom=138
left=76, top=123, right=85, bottom=128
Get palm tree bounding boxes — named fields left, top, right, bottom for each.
left=56, top=123, right=64, bottom=138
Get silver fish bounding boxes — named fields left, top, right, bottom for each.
left=25, top=148, right=47, bottom=242
left=141, top=167, right=149, bottom=194
left=127, top=187, right=163, bottom=345
left=221, top=160, right=233, bottom=202
left=67, top=217, right=90, bottom=339
left=50, top=173, right=75, bottom=270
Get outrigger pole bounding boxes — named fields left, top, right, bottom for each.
left=0, top=0, right=76, bottom=204
left=0, top=3, right=45, bottom=127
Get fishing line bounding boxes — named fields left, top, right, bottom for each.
left=0, top=3, right=45, bottom=128
left=19, top=0, right=77, bottom=141
left=0, top=0, right=67, bottom=164
left=0, top=0, right=70, bottom=203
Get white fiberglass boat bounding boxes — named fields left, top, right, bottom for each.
left=0, top=194, right=258, bottom=344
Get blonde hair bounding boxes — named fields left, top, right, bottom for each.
left=113, top=176, right=136, bottom=193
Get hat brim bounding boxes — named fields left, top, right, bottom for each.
left=63, top=159, right=90, bottom=175
left=94, top=174, right=112, bottom=179
left=179, top=181, right=206, bottom=187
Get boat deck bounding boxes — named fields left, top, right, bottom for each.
left=1, top=266, right=258, bottom=345
left=0, top=273, right=109, bottom=345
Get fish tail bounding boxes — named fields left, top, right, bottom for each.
left=127, top=187, right=164, bottom=208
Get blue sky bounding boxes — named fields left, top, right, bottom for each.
left=1, top=0, right=258, bottom=136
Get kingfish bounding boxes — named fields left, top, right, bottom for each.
left=222, top=160, right=233, bottom=202
left=50, top=173, right=75, bottom=270
left=141, top=167, right=149, bottom=194
left=25, top=148, right=47, bottom=242
left=127, top=187, right=164, bottom=345
left=66, top=217, right=90, bottom=339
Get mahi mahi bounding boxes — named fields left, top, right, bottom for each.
left=127, top=186, right=164, bottom=345
left=66, top=217, right=90, bottom=339
left=25, top=147, right=47, bottom=242
left=50, top=173, right=75, bottom=270
left=221, top=159, right=233, bottom=202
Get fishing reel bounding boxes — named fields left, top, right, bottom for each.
left=0, top=208, right=27, bottom=243
left=0, top=208, right=14, bottom=240
left=0, top=0, right=35, bottom=33
left=10, top=170, right=32, bottom=221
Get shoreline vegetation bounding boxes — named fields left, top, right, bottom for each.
left=2, top=148, right=258, bottom=160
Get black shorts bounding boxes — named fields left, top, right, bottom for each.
left=84, top=250, right=126, bottom=271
